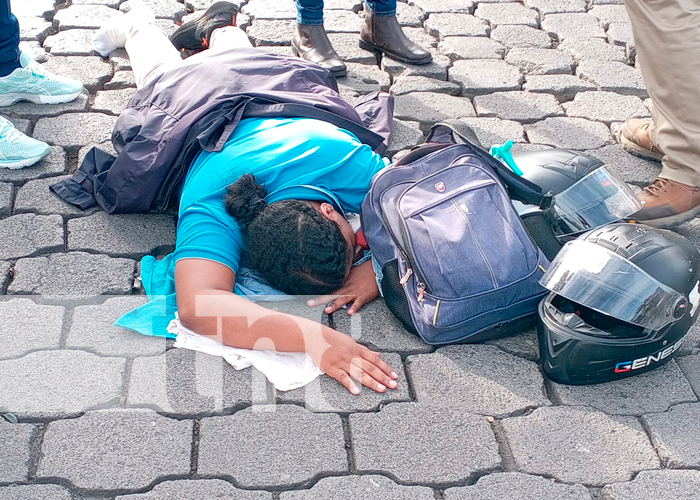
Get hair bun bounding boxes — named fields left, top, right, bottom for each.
left=224, top=174, right=268, bottom=226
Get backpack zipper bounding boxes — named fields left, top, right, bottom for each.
left=451, top=198, right=498, bottom=288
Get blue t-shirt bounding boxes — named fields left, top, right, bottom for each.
left=174, top=117, right=388, bottom=273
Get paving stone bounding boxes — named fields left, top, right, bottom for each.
left=335, top=63, right=391, bottom=100
left=43, top=29, right=98, bottom=56
left=523, top=74, right=597, bottom=102
left=116, top=479, right=272, bottom=499
left=71, top=0, right=121, bottom=5
left=525, top=117, right=613, bottom=150
left=241, top=0, right=296, bottom=19
left=104, top=69, right=137, bottom=90
left=13, top=175, right=95, bottom=216
left=425, top=14, right=490, bottom=39
left=474, top=91, right=563, bottom=123
left=0, top=350, right=125, bottom=417
left=109, top=48, right=131, bottom=71
left=17, top=17, right=54, bottom=42
left=437, top=36, right=505, bottom=60
left=600, top=469, right=700, bottom=500
left=458, top=117, right=525, bottom=148
left=11, top=0, right=55, bottom=18
left=54, top=5, right=121, bottom=29
left=501, top=406, right=660, bottom=485
left=34, top=113, right=116, bottom=149
left=491, top=25, right=552, bottom=49
left=0, top=299, right=64, bottom=360
left=588, top=5, right=630, bottom=29
left=141, top=0, right=187, bottom=20
left=542, top=13, right=606, bottom=42
left=450, top=59, right=523, bottom=96
left=403, top=27, right=439, bottom=49
left=641, top=402, right=700, bottom=468
left=396, top=2, right=425, bottom=27
left=385, top=119, right=424, bottom=158
left=475, top=3, right=539, bottom=27
left=394, top=92, right=476, bottom=124
left=18, top=43, right=48, bottom=65
left=677, top=354, right=700, bottom=396
left=607, top=22, right=635, bottom=56
left=278, top=352, right=410, bottom=412
left=0, top=485, right=73, bottom=500
left=444, top=472, right=593, bottom=500
left=505, top=48, right=574, bottom=75
left=525, top=0, right=587, bottom=14
left=0, top=214, right=63, bottom=260
left=327, top=33, right=377, bottom=64
left=0, top=147, right=66, bottom=184
left=0, top=421, right=35, bottom=482
left=2, top=92, right=89, bottom=118
left=551, top=360, right=697, bottom=415
left=325, top=0, right=362, bottom=10
left=66, top=296, right=166, bottom=357
left=247, top=20, right=294, bottom=46
left=577, top=60, right=647, bottom=98
left=92, top=88, right=138, bottom=115
left=9, top=252, right=136, bottom=296
left=563, top=91, right=649, bottom=123
left=0, top=182, right=11, bottom=218
left=332, top=298, right=431, bottom=354
left=584, top=144, right=660, bottom=186
left=127, top=348, right=261, bottom=415
left=381, top=53, right=450, bottom=81
left=407, top=345, right=549, bottom=417
left=68, top=211, right=175, bottom=259
left=410, top=0, right=474, bottom=14
left=281, top=475, right=434, bottom=500
left=42, top=55, right=114, bottom=93
left=350, top=403, right=500, bottom=484
left=37, top=409, right=192, bottom=490
left=0, top=261, right=10, bottom=292
left=391, top=75, right=461, bottom=96
left=324, top=10, right=362, bottom=33
left=558, top=37, right=629, bottom=64
left=199, top=405, right=347, bottom=487
left=7, top=117, right=30, bottom=135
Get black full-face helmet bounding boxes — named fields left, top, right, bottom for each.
left=511, top=149, right=642, bottom=260
left=538, top=223, right=700, bottom=385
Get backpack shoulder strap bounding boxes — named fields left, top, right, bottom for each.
left=428, top=121, right=553, bottom=209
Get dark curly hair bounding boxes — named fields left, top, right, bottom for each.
left=224, top=174, right=348, bottom=295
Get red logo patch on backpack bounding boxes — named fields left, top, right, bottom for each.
left=435, top=181, right=446, bottom=192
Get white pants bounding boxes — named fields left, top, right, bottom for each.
left=624, top=0, right=700, bottom=186
left=125, top=24, right=253, bottom=89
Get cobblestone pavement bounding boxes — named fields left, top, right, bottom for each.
left=1, top=0, right=700, bottom=498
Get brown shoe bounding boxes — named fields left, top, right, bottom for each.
left=634, top=177, right=700, bottom=227
left=291, top=23, right=347, bottom=77
left=359, top=13, right=432, bottom=65
left=619, top=118, right=664, bottom=162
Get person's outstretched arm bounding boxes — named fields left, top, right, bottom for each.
left=175, top=258, right=398, bottom=395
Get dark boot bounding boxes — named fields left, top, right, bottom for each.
left=170, top=1, right=238, bottom=51
left=291, top=23, right=347, bottom=77
left=359, top=12, right=432, bottom=65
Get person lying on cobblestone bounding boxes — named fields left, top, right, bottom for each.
left=59, top=1, right=399, bottom=396
left=0, top=0, right=83, bottom=169
left=617, top=0, right=700, bottom=228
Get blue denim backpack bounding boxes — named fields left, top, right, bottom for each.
left=361, top=122, right=551, bottom=344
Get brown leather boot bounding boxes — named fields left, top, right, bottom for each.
left=291, top=23, right=347, bottom=77
left=619, top=118, right=664, bottom=162
left=359, top=12, right=432, bottom=65
left=634, top=177, right=700, bottom=227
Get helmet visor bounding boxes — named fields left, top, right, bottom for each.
left=539, top=240, right=687, bottom=330
left=548, top=165, right=642, bottom=236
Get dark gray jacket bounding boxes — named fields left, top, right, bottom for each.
left=51, top=48, right=394, bottom=214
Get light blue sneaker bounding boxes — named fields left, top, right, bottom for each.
left=0, top=116, right=51, bottom=169
left=0, top=52, right=84, bottom=107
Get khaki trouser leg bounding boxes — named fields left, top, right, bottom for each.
left=623, top=0, right=700, bottom=186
